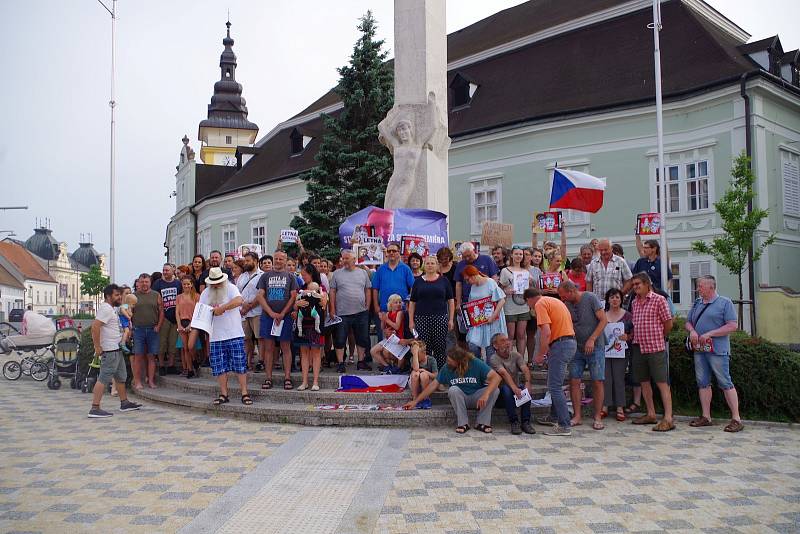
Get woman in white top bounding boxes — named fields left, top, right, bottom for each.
left=499, top=247, right=538, bottom=354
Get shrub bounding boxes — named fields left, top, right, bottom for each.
left=668, top=317, right=800, bottom=422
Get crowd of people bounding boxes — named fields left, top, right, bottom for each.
left=85, top=229, right=744, bottom=435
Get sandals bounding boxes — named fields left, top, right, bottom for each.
left=297, top=384, right=308, bottom=391
left=616, top=412, right=626, bottom=422
left=724, top=419, right=744, bottom=433
left=632, top=415, right=657, bottom=425
left=624, top=403, right=641, bottom=415
left=262, top=379, right=272, bottom=390
left=311, top=384, right=319, bottom=391
left=241, top=394, right=253, bottom=405
left=212, top=394, right=229, bottom=405
left=592, top=420, right=605, bottom=430
left=652, top=419, right=676, bottom=432
left=599, top=410, right=608, bottom=419
left=689, top=416, right=713, bottom=427
left=455, top=425, right=470, bottom=434
left=475, top=424, right=493, bottom=434
left=284, top=379, right=294, bottom=390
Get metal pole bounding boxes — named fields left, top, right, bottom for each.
left=652, top=0, right=669, bottom=293
left=109, top=0, right=117, bottom=282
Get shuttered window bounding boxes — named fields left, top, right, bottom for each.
left=782, top=150, right=800, bottom=217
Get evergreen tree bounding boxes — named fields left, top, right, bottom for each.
left=691, top=152, right=775, bottom=330
left=291, top=11, right=394, bottom=259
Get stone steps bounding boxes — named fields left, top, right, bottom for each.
left=157, top=374, right=550, bottom=404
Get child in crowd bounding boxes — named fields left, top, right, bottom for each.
left=118, top=291, right=136, bottom=354
left=176, top=275, right=199, bottom=378
left=409, top=340, right=438, bottom=409
left=296, top=282, right=325, bottom=336
left=567, top=258, right=587, bottom=291
left=370, top=294, right=405, bottom=372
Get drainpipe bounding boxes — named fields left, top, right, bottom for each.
left=190, top=206, right=198, bottom=257
left=739, top=72, right=757, bottom=336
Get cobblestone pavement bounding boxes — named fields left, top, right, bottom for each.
left=1, top=376, right=798, bottom=533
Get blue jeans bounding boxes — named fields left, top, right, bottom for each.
left=547, top=337, right=577, bottom=428
left=694, top=352, right=734, bottom=390
left=499, top=384, right=531, bottom=423
left=570, top=343, right=606, bottom=381
left=467, top=342, right=496, bottom=363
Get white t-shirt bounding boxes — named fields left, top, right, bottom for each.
left=96, top=302, right=122, bottom=351
left=199, top=282, right=245, bottom=342
left=236, top=269, right=263, bottom=318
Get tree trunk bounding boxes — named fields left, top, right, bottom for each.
left=737, top=272, right=744, bottom=331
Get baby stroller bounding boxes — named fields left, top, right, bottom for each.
left=45, top=327, right=81, bottom=390
left=1, top=322, right=55, bottom=382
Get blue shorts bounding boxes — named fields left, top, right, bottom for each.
left=133, top=326, right=159, bottom=356
left=570, top=343, right=605, bottom=381
left=694, top=352, right=734, bottom=390
left=259, top=314, right=294, bottom=341
left=209, top=337, right=247, bottom=377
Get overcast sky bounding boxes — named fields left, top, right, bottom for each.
left=1, top=0, right=798, bottom=286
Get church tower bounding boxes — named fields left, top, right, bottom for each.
left=198, top=20, right=259, bottom=165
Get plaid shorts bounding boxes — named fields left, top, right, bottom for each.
left=209, top=337, right=247, bottom=377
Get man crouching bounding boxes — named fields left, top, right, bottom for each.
left=201, top=267, right=252, bottom=406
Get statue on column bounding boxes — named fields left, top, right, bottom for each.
left=379, top=91, right=450, bottom=209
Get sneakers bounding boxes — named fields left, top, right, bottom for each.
left=521, top=421, right=536, bottom=435
left=510, top=421, right=522, bottom=435
left=88, top=407, right=113, bottom=418
left=119, top=400, right=142, bottom=412
left=415, top=398, right=432, bottom=410
left=356, top=361, right=372, bottom=371
left=336, top=362, right=347, bottom=374
left=544, top=425, right=572, bottom=436
left=535, top=414, right=558, bottom=426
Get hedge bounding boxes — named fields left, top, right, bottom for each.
left=668, top=317, right=800, bottom=422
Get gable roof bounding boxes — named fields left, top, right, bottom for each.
left=197, top=0, right=791, bottom=204
left=0, top=241, right=57, bottom=284
left=0, top=262, right=25, bottom=289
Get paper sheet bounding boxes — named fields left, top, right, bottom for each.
left=515, top=387, right=532, bottom=407
left=271, top=319, right=284, bottom=337
left=190, top=303, right=214, bottom=333
left=382, top=334, right=410, bottom=359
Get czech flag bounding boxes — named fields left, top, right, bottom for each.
left=549, top=168, right=606, bottom=213
left=337, top=375, right=409, bottom=392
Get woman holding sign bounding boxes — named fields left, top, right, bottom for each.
left=602, top=288, right=632, bottom=421
left=461, top=265, right=507, bottom=361
left=499, top=247, right=538, bottom=354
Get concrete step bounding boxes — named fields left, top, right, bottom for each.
left=133, top=385, right=570, bottom=428
left=156, top=375, right=550, bottom=405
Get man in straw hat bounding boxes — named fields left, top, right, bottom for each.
left=199, top=267, right=253, bottom=406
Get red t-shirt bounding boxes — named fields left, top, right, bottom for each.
left=567, top=270, right=587, bottom=291
left=386, top=310, right=404, bottom=337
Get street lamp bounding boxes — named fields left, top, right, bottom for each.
left=96, top=0, right=117, bottom=282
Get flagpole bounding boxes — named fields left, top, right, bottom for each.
left=651, top=0, right=669, bottom=293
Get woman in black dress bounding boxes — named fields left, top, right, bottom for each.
left=409, top=256, right=455, bottom=369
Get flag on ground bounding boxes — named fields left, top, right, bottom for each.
left=337, top=374, right=409, bottom=392
left=549, top=168, right=606, bottom=213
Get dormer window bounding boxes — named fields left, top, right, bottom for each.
left=290, top=128, right=313, bottom=155
left=450, top=73, right=478, bottom=109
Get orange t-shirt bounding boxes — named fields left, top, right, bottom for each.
left=534, top=296, right=575, bottom=340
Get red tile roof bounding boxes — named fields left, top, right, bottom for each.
left=0, top=262, right=24, bottom=289
left=0, top=241, right=57, bottom=283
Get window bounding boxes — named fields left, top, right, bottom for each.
left=470, top=177, right=501, bottom=234
left=225, top=135, right=232, bottom=145
left=36, top=291, right=40, bottom=304
left=655, top=165, right=681, bottom=213
left=686, top=161, right=709, bottom=211
left=450, top=73, right=478, bottom=108
left=198, top=227, right=211, bottom=257
left=781, top=149, right=800, bottom=217
left=690, top=261, right=711, bottom=302
left=651, top=150, right=713, bottom=214
left=289, top=129, right=312, bottom=155
left=670, top=263, right=681, bottom=305
left=251, top=218, right=266, bottom=249
left=221, top=224, right=237, bottom=256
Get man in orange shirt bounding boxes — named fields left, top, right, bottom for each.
left=524, top=288, right=577, bottom=436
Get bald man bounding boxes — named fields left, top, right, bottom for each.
left=585, top=239, right=633, bottom=301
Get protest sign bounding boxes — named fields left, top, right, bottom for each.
left=401, top=236, right=428, bottom=257
left=481, top=221, right=514, bottom=248
left=280, top=229, right=299, bottom=243
left=339, top=206, right=448, bottom=252
left=540, top=272, right=563, bottom=290
left=604, top=322, right=628, bottom=358
left=238, top=243, right=262, bottom=258
left=636, top=213, right=661, bottom=235
left=354, top=239, right=384, bottom=266
left=351, top=224, right=375, bottom=244
left=533, top=211, right=563, bottom=233
left=461, top=296, right=495, bottom=328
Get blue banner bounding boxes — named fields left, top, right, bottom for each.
left=339, top=206, right=449, bottom=253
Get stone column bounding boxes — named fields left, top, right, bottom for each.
left=379, top=0, right=450, bottom=214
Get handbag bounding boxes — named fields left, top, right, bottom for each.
left=684, top=301, right=710, bottom=352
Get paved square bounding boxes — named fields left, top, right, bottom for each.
left=0, top=376, right=798, bottom=533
